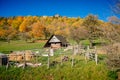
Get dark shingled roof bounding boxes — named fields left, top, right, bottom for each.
left=55, top=35, right=67, bottom=44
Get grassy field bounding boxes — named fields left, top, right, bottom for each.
left=0, top=40, right=117, bottom=80
left=0, top=51, right=117, bottom=80
left=0, top=39, right=107, bottom=54
left=0, top=40, right=46, bottom=54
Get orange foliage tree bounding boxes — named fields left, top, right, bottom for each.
left=31, top=21, right=44, bottom=40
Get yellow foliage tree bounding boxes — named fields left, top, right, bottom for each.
left=31, top=21, right=44, bottom=39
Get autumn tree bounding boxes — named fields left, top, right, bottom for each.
left=69, top=26, right=89, bottom=55
left=0, top=25, right=17, bottom=43
left=46, top=25, right=56, bottom=36
left=5, top=27, right=17, bottom=43
left=0, top=28, right=6, bottom=40
left=39, top=17, right=51, bottom=39
left=82, top=14, right=102, bottom=47
left=19, top=32, right=32, bottom=42
left=0, top=17, right=18, bottom=42
left=102, top=0, right=120, bottom=72
left=70, top=26, right=89, bottom=45
left=11, top=16, right=23, bottom=30
left=99, top=16, right=120, bottom=44
left=106, top=43, right=120, bottom=71
left=43, top=27, right=51, bottom=39
left=19, top=16, right=35, bottom=42
left=31, top=21, right=44, bottom=42
left=7, top=17, right=13, bottom=26
left=103, top=17, right=120, bottom=71
left=19, top=16, right=34, bottom=32
left=0, top=17, right=7, bottom=28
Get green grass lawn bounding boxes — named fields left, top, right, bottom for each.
left=0, top=40, right=46, bottom=54
left=0, top=39, right=108, bottom=54
left=69, top=39, right=108, bottom=47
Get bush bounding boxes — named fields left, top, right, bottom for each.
left=106, top=43, right=120, bottom=70
left=108, top=71, right=118, bottom=80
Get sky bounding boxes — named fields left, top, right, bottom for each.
left=0, top=0, right=119, bottom=21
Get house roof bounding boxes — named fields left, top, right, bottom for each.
left=44, top=35, right=68, bottom=47
left=54, top=35, right=68, bottom=44
left=49, top=35, right=61, bottom=43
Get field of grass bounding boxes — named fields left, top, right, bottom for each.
left=0, top=49, right=118, bottom=80
left=0, top=40, right=117, bottom=80
left=0, top=39, right=108, bottom=54
left=0, top=40, right=46, bottom=54
left=69, top=39, right=108, bottom=47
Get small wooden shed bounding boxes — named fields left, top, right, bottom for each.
left=0, top=53, right=8, bottom=66
left=44, top=35, right=68, bottom=49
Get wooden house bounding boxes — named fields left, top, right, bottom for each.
left=44, top=35, right=68, bottom=49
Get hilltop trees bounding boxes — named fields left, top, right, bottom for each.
left=0, top=15, right=119, bottom=45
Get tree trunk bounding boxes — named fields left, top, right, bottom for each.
left=89, top=40, right=93, bottom=48
left=78, top=42, right=81, bottom=54
left=118, top=72, right=120, bottom=80
left=32, top=38, right=36, bottom=43
left=7, top=38, right=10, bottom=43
left=25, top=38, right=28, bottom=43
left=45, top=34, right=48, bottom=40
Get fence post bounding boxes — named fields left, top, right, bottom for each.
left=35, top=50, right=39, bottom=63
left=85, top=46, right=90, bottom=63
left=60, top=47, right=63, bottom=66
left=50, top=48, right=54, bottom=56
left=94, top=46, right=98, bottom=65
left=47, top=48, right=50, bottom=69
left=23, top=51, right=26, bottom=69
left=71, top=44, right=74, bottom=67
left=6, top=54, right=9, bottom=71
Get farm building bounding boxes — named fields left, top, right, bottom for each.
left=0, top=53, right=8, bottom=66
left=44, top=35, right=68, bottom=49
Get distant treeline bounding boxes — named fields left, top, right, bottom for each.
left=0, top=14, right=120, bottom=43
